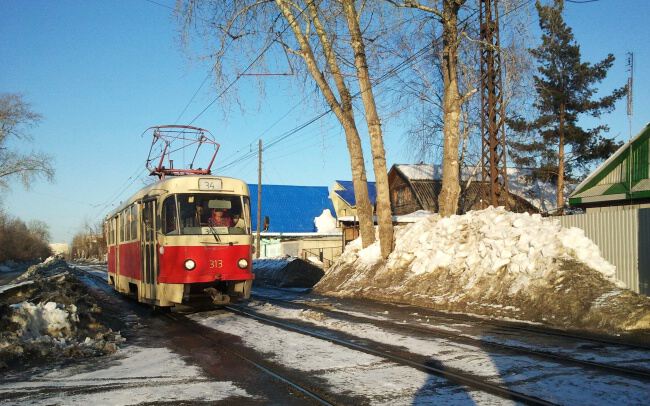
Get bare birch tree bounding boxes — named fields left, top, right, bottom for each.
left=179, top=1, right=398, bottom=255
left=386, top=0, right=534, bottom=215
left=341, top=0, right=393, bottom=256
left=385, top=0, right=471, bottom=216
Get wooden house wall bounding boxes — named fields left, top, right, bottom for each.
left=388, top=170, right=422, bottom=215
left=388, top=174, right=537, bottom=215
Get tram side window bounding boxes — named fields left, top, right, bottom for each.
left=107, top=219, right=115, bottom=245
left=123, top=208, right=132, bottom=242
left=162, top=197, right=178, bottom=235
left=130, top=205, right=138, bottom=240
left=120, top=211, right=126, bottom=242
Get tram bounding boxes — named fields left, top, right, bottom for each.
left=104, top=126, right=254, bottom=306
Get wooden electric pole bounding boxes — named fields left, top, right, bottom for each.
left=256, top=139, right=262, bottom=258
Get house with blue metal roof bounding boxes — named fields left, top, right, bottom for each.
left=247, top=184, right=336, bottom=233
left=247, top=184, right=341, bottom=261
left=330, top=180, right=377, bottom=219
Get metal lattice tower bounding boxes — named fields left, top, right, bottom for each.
left=480, top=0, right=509, bottom=208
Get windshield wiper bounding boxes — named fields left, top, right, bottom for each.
left=206, top=223, right=221, bottom=243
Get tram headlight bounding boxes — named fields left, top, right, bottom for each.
left=237, top=258, right=249, bottom=269
left=184, top=259, right=196, bottom=271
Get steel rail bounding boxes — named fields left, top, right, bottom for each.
left=165, top=313, right=334, bottom=406
left=70, top=266, right=334, bottom=406
left=252, top=294, right=650, bottom=382
left=225, top=304, right=557, bottom=406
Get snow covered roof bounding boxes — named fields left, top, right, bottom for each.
left=333, top=180, right=377, bottom=207
left=248, top=184, right=335, bottom=233
left=570, top=123, right=650, bottom=207
left=391, top=163, right=557, bottom=213
left=393, top=164, right=480, bottom=181
left=338, top=210, right=433, bottom=224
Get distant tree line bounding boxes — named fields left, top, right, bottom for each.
left=0, top=210, right=52, bottom=262
left=70, top=222, right=106, bottom=261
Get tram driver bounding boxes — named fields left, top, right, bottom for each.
left=208, top=207, right=233, bottom=227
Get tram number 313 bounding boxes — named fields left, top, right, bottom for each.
left=209, top=259, right=223, bottom=269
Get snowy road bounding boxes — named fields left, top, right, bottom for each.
left=2, top=262, right=649, bottom=405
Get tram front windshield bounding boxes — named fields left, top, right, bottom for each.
left=168, top=194, right=248, bottom=235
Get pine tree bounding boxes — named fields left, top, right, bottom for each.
left=508, top=0, right=626, bottom=210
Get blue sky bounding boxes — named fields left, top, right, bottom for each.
left=1, top=0, right=649, bottom=243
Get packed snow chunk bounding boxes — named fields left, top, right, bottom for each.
left=316, top=207, right=650, bottom=333
left=11, top=301, right=74, bottom=339
left=314, top=209, right=338, bottom=233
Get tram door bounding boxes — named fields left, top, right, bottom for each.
left=141, top=200, right=157, bottom=301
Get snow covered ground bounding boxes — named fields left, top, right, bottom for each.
left=316, top=207, right=650, bottom=332
left=0, top=345, right=253, bottom=405
left=245, top=301, right=649, bottom=405
left=190, top=310, right=508, bottom=405
left=2, top=259, right=648, bottom=405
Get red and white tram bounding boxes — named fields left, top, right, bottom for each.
left=104, top=126, right=254, bottom=306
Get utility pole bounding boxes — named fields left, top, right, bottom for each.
left=256, top=139, right=262, bottom=259
left=480, top=0, right=509, bottom=208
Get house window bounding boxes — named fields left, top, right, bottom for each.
left=396, top=187, right=407, bottom=206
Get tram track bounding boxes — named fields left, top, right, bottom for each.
left=164, top=312, right=336, bottom=406
left=71, top=264, right=337, bottom=405
left=250, top=293, right=650, bottom=382
left=225, top=303, right=557, bottom=406
left=72, top=265, right=649, bottom=404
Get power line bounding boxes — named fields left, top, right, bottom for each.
left=213, top=1, right=526, bottom=174
left=94, top=5, right=307, bottom=223
left=215, top=39, right=436, bottom=172
left=185, top=6, right=310, bottom=126
left=175, top=71, right=213, bottom=124
left=101, top=1, right=524, bottom=219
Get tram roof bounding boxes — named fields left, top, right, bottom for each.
left=105, top=175, right=248, bottom=219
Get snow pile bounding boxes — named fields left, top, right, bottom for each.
left=253, top=256, right=324, bottom=288
left=316, top=207, right=650, bottom=333
left=0, top=259, right=124, bottom=369
left=387, top=207, right=620, bottom=292
left=314, top=209, right=338, bottom=233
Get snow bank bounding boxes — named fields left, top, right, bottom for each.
left=396, top=207, right=619, bottom=291
left=253, top=256, right=324, bottom=288
left=316, top=207, right=650, bottom=333
left=1, top=258, right=124, bottom=369
left=344, top=207, right=619, bottom=289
